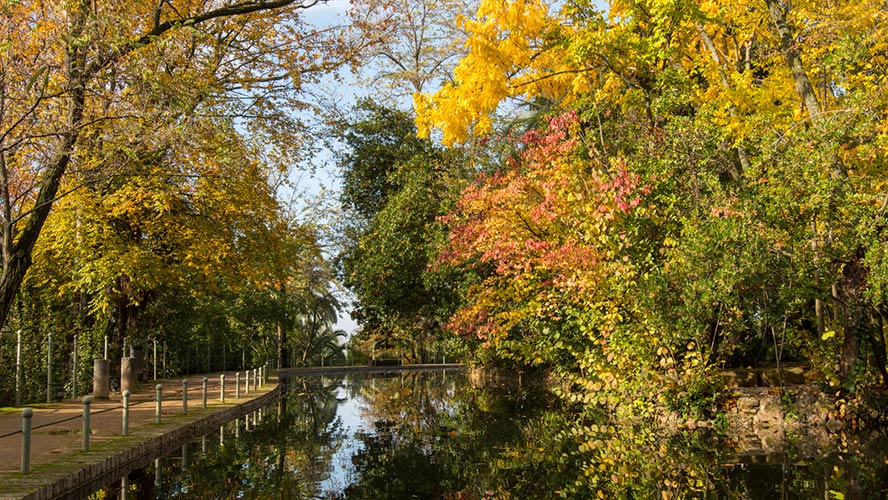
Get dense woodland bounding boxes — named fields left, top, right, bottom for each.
left=2, top=0, right=888, bottom=418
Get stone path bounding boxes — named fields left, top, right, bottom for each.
left=0, top=369, right=273, bottom=499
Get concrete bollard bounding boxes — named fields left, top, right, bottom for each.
left=93, top=359, right=110, bottom=399
left=21, top=408, right=33, bottom=473
left=202, top=377, right=208, bottom=409
left=122, top=390, right=130, bottom=435
left=121, top=357, right=137, bottom=393
left=219, top=374, right=225, bottom=402
left=155, top=384, right=162, bottom=423
left=82, top=396, right=92, bottom=452
left=182, top=379, right=188, bottom=415
left=235, top=372, right=241, bottom=399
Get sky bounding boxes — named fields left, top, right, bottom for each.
left=297, top=0, right=361, bottom=337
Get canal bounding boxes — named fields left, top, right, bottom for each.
left=94, top=369, right=888, bottom=499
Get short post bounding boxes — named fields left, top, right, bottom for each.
left=104, top=335, right=108, bottom=360
left=182, top=379, right=188, bottom=414
left=122, top=390, right=130, bottom=435
left=246, top=370, right=251, bottom=394
left=235, top=372, right=241, bottom=399
left=121, top=357, right=137, bottom=393
left=201, top=377, right=208, bottom=409
left=21, top=408, right=33, bottom=473
left=219, top=374, right=225, bottom=402
left=93, top=359, right=110, bottom=399
left=154, top=457, right=162, bottom=486
left=82, top=396, right=92, bottom=452
left=155, top=384, right=162, bottom=423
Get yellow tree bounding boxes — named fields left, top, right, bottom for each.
left=419, top=0, right=888, bottom=390
left=0, top=0, right=359, bottom=331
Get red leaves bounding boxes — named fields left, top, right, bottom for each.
left=438, top=110, right=648, bottom=343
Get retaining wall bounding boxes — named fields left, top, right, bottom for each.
left=5, top=385, right=281, bottom=500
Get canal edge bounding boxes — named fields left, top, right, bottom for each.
left=0, top=382, right=282, bottom=500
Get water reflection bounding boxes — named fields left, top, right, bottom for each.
left=102, top=370, right=888, bottom=499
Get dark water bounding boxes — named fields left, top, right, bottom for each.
left=101, top=370, right=888, bottom=499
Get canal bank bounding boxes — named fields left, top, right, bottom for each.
left=0, top=371, right=278, bottom=500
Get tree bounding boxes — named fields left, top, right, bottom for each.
left=349, top=0, right=476, bottom=103
left=0, top=0, right=358, bottom=333
left=417, top=0, right=888, bottom=399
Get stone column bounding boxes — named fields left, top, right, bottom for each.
left=121, top=357, right=137, bottom=393
left=93, top=359, right=110, bottom=399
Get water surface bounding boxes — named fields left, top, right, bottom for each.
left=119, top=370, right=887, bottom=499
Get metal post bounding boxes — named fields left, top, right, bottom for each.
left=121, top=476, right=129, bottom=500
left=46, top=332, right=53, bottom=403
left=21, top=408, right=32, bottom=473
left=219, top=374, right=225, bottom=402
left=82, top=396, right=92, bottom=452
left=122, top=390, right=130, bottom=435
left=182, top=379, right=188, bottom=415
left=155, top=384, right=162, bottom=423
left=201, top=435, right=207, bottom=456
left=72, top=335, right=78, bottom=397
left=201, top=377, right=208, bottom=409
left=235, top=372, right=240, bottom=399
left=15, top=330, right=22, bottom=407
left=219, top=425, right=224, bottom=446
left=181, top=443, right=188, bottom=471
left=154, top=457, right=161, bottom=486
left=153, top=340, right=157, bottom=381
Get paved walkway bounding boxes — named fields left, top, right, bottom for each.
left=0, top=369, right=272, bottom=482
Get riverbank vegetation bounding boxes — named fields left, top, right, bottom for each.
left=3, top=0, right=888, bottom=418
left=341, top=0, right=888, bottom=418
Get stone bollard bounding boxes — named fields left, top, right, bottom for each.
left=122, top=390, right=130, bottom=435
left=82, top=396, right=92, bottom=452
left=202, top=377, right=208, bottom=409
left=121, top=357, right=137, bottom=393
left=93, top=359, right=110, bottom=399
left=182, top=380, right=189, bottom=415
left=219, top=374, right=226, bottom=402
left=235, top=372, right=241, bottom=399
left=155, top=384, right=163, bottom=424
left=21, top=408, right=33, bottom=473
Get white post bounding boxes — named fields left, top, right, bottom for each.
left=46, top=332, right=53, bottom=403
left=104, top=336, right=108, bottom=360
left=72, top=335, right=78, bottom=397
left=15, top=330, right=22, bottom=407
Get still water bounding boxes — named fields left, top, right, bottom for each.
left=111, top=369, right=887, bottom=499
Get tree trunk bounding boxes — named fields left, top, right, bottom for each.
left=764, top=0, right=822, bottom=119
left=839, top=254, right=867, bottom=383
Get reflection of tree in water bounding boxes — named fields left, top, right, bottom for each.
left=152, top=376, right=346, bottom=499
left=343, top=373, right=888, bottom=499
left=144, top=373, right=888, bottom=499
left=344, top=372, right=577, bottom=499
